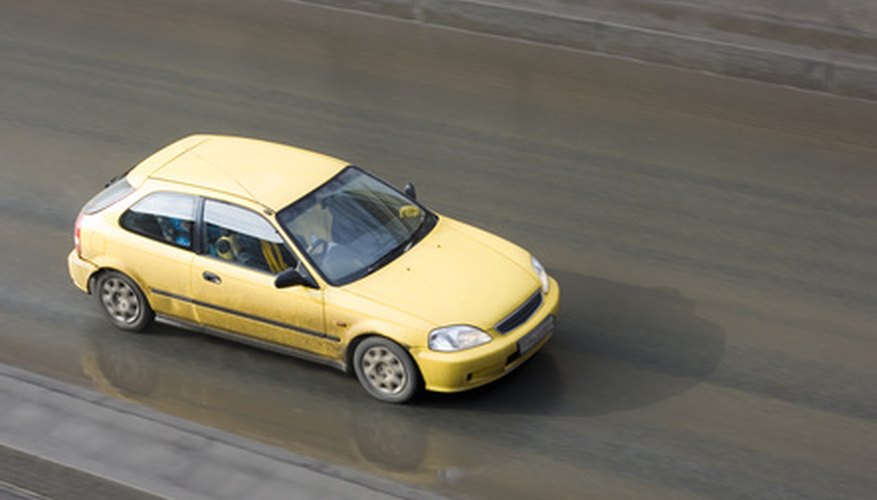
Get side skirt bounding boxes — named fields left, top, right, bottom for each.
left=155, top=314, right=347, bottom=372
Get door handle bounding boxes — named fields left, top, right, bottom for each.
left=202, top=271, right=222, bottom=284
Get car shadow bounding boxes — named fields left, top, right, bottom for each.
left=84, top=268, right=726, bottom=419
left=417, top=270, right=726, bottom=416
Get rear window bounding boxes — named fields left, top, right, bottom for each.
left=83, top=177, right=135, bottom=215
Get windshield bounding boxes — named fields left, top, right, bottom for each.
left=277, top=167, right=436, bottom=285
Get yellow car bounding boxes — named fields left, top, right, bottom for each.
left=68, top=135, right=559, bottom=403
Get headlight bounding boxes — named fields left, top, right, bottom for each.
left=531, top=256, right=549, bottom=294
left=428, top=325, right=492, bottom=352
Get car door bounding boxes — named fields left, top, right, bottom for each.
left=115, top=191, right=197, bottom=321
left=190, top=198, right=335, bottom=357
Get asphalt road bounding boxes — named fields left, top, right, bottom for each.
left=1, top=0, right=876, bottom=498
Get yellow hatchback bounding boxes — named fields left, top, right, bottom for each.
left=68, top=135, right=559, bottom=403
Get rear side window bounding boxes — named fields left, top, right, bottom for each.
left=120, top=192, right=197, bottom=250
left=83, top=178, right=134, bottom=215
left=203, top=199, right=297, bottom=275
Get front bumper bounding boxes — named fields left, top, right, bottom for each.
left=67, top=250, right=98, bottom=293
left=413, top=276, right=560, bottom=393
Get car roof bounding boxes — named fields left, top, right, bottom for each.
left=127, top=135, right=348, bottom=211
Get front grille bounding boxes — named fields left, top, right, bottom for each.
left=495, top=291, right=542, bottom=334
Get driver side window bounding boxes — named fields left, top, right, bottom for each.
left=203, top=199, right=297, bottom=275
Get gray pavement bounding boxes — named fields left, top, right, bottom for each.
left=0, top=364, right=431, bottom=500
left=0, top=0, right=876, bottom=498
left=293, top=0, right=877, bottom=99
left=0, top=444, right=160, bottom=500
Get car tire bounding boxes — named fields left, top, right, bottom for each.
left=95, top=271, right=154, bottom=332
left=353, top=337, right=420, bottom=403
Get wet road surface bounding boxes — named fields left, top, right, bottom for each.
left=1, top=0, right=876, bottom=498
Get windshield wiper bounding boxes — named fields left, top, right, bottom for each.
left=362, top=214, right=436, bottom=277
left=364, top=242, right=408, bottom=276
left=404, top=213, right=437, bottom=251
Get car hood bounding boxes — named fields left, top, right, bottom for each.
left=342, top=216, right=540, bottom=330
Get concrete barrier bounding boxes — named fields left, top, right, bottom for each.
left=0, top=363, right=441, bottom=500
left=292, top=0, right=877, bottom=100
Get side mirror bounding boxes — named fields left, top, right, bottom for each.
left=403, top=182, right=417, bottom=201
left=274, top=266, right=315, bottom=289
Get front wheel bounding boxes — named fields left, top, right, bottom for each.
left=353, top=337, right=420, bottom=403
left=95, top=271, right=153, bottom=332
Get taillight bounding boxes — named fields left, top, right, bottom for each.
left=74, top=212, right=84, bottom=256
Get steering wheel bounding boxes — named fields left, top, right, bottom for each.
left=307, top=237, right=328, bottom=259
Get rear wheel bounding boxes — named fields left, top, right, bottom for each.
left=95, top=271, right=153, bottom=332
left=353, top=337, right=420, bottom=403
